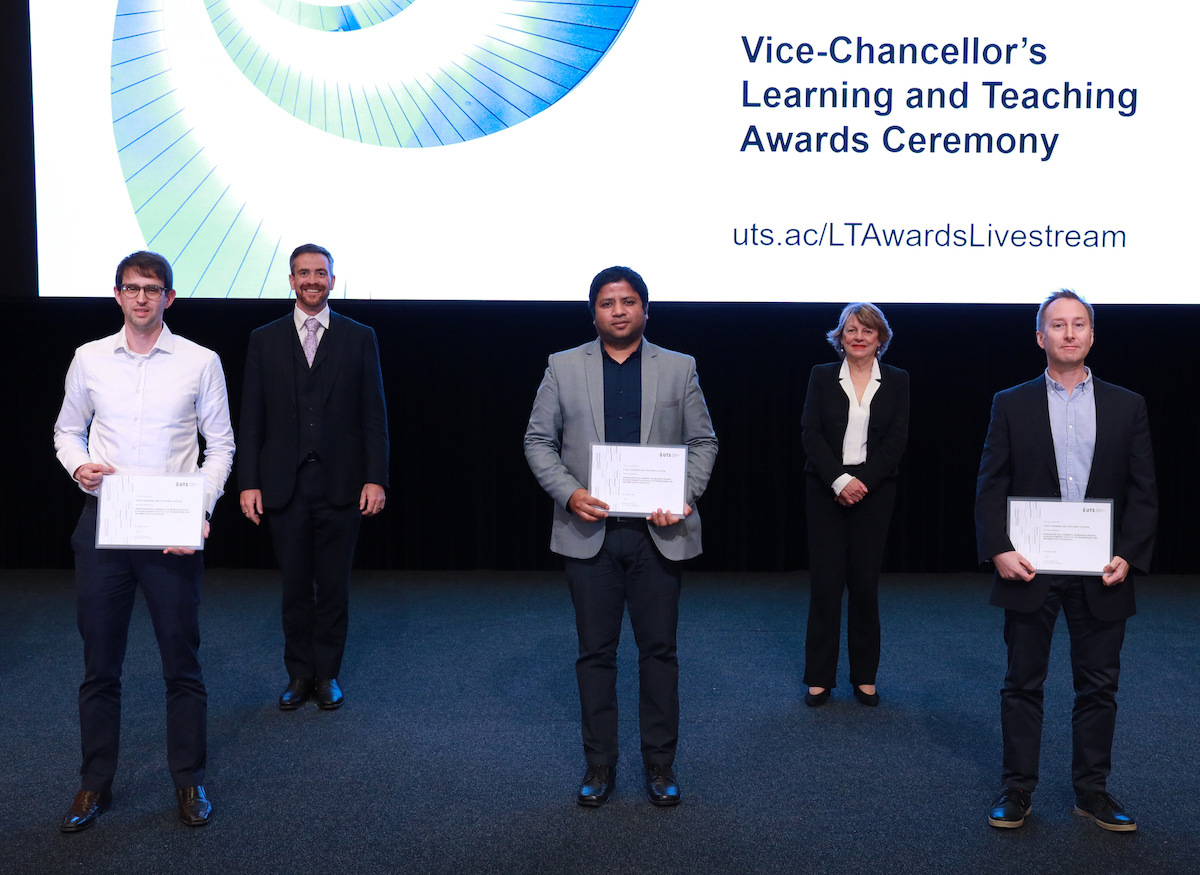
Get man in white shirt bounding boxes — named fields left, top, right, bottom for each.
left=52, top=251, right=235, bottom=832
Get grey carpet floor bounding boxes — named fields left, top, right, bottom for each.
left=1, top=569, right=1197, bottom=875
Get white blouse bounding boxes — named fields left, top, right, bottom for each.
left=830, top=357, right=881, bottom=495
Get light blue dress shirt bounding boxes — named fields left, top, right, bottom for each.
left=1045, top=368, right=1096, bottom=501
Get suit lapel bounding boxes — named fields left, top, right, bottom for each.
left=309, top=313, right=347, bottom=406
left=831, top=364, right=850, bottom=435
left=275, top=317, right=300, bottom=408
left=640, top=341, right=659, bottom=443
left=1024, top=377, right=1060, bottom=488
left=584, top=339, right=605, bottom=441
left=1089, top=379, right=1111, bottom=491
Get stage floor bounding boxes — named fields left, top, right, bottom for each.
left=2, top=570, right=1198, bottom=875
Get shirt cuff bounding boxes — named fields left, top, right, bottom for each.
left=831, top=473, right=854, bottom=496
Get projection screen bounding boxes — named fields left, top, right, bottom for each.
left=30, top=0, right=1196, bottom=303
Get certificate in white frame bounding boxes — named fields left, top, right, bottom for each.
left=588, top=444, right=689, bottom=519
left=1007, top=497, right=1114, bottom=575
left=97, top=474, right=206, bottom=551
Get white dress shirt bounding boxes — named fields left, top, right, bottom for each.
left=831, top=358, right=882, bottom=495
left=53, top=324, right=236, bottom=515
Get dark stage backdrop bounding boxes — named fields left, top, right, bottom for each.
left=3, top=298, right=1195, bottom=575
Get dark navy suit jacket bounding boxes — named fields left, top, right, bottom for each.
left=975, top=376, right=1157, bottom=621
left=239, top=311, right=389, bottom=507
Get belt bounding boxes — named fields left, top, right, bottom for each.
left=606, top=515, right=646, bottom=528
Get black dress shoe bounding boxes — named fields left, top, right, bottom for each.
left=60, top=789, right=110, bottom=833
left=279, top=678, right=313, bottom=711
left=176, top=785, right=212, bottom=827
left=988, top=787, right=1032, bottom=828
left=314, top=678, right=344, bottom=710
left=643, top=763, right=680, bottom=807
left=852, top=685, right=880, bottom=707
left=1074, top=790, right=1136, bottom=832
left=577, top=764, right=614, bottom=807
left=804, top=688, right=830, bottom=707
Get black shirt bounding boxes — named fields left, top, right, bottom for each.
left=602, top=341, right=642, bottom=444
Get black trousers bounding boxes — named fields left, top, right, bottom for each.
left=72, top=498, right=206, bottom=792
left=1000, top=574, right=1126, bottom=793
left=268, top=460, right=362, bottom=680
left=803, top=472, right=897, bottom=689
left=563, top=521, right=682, bottom=768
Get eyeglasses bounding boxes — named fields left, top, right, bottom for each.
left=119, top=284, right=168, bottom=299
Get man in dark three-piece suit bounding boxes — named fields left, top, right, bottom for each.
left=524, top=266, right=718, bottom=808
left=239, top=244, right=389, bottom=712
left=975, top=290, right=1156, bottom=832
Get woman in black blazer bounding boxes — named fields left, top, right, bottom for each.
left=801, top=303, right=909, bottom=707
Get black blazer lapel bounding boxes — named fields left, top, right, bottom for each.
left=1019, top=378, right=1059, bottom=493
left=1089, top=379, right=1115, bottom=484
left=309, top=314, right=348, bottom=406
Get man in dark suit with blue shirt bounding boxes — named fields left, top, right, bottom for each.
left=239, top=244, right=389, bottom=712
left=975, top=290, right=1156, bottom=832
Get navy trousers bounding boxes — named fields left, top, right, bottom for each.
left=72, top=498, right=206, bottom=792
left=268, top=460, right=362, bottom=681
left=1000, top=574, right=1126, bottom=793
left=803, top=473, right=897, bottom=689
left=564, top=520, right=682, bottom=768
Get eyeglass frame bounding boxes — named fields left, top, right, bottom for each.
left=117, top=284, right=170, bottom=300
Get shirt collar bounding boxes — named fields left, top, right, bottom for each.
left=600, top=338, right=643, bottom=364
left=112, top=322, right=175, bottom=355
left=294, top=305, right=331, bottom=332
left=1044, top=366, right=1092, bottom=393
left=838, top=357, right=882, bottom=382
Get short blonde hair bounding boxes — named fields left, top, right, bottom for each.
left=826, top=303, right=892, bottom=358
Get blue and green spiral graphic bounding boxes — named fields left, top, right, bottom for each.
left=111, top=0, right=638, bottom=296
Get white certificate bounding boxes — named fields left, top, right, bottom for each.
left=97, top=474, right=206, bottom=550
left=589, top=444, right=689, bottom=518
left=1007, top=497, right=1114, bottom=575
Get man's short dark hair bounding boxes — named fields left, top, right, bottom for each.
left=290, top=243, right=334, bottom=275
left=1037, top=288, right=1094, bottom=332
left=115, top=251, right=172, bottom=291
left=588, top=266, right=648, bottom=313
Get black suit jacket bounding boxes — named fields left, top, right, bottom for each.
left=239, top=311, right=389, bottom=508
left=801, top=361, right=910, bottom=491
left=974, top=376, right=1156, bottom=621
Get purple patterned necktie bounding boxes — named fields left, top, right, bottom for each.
left=303, top=317, right=319, bottom=366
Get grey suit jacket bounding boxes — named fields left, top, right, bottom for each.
left=524, top=338, right=718, bottom=561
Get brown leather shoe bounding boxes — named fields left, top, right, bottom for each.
left=314, top=678, right=343, bottom=710
left=60, top=789, right=110, bottom=833
left=176, top=785, right=212, bottom=827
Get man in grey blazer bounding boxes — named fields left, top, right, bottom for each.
left=524, top=266, right=717, bottom=808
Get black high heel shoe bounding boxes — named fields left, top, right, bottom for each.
left=852, top=685, right=880, bottom=706
left=805, top=688, right=830, bottom=707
